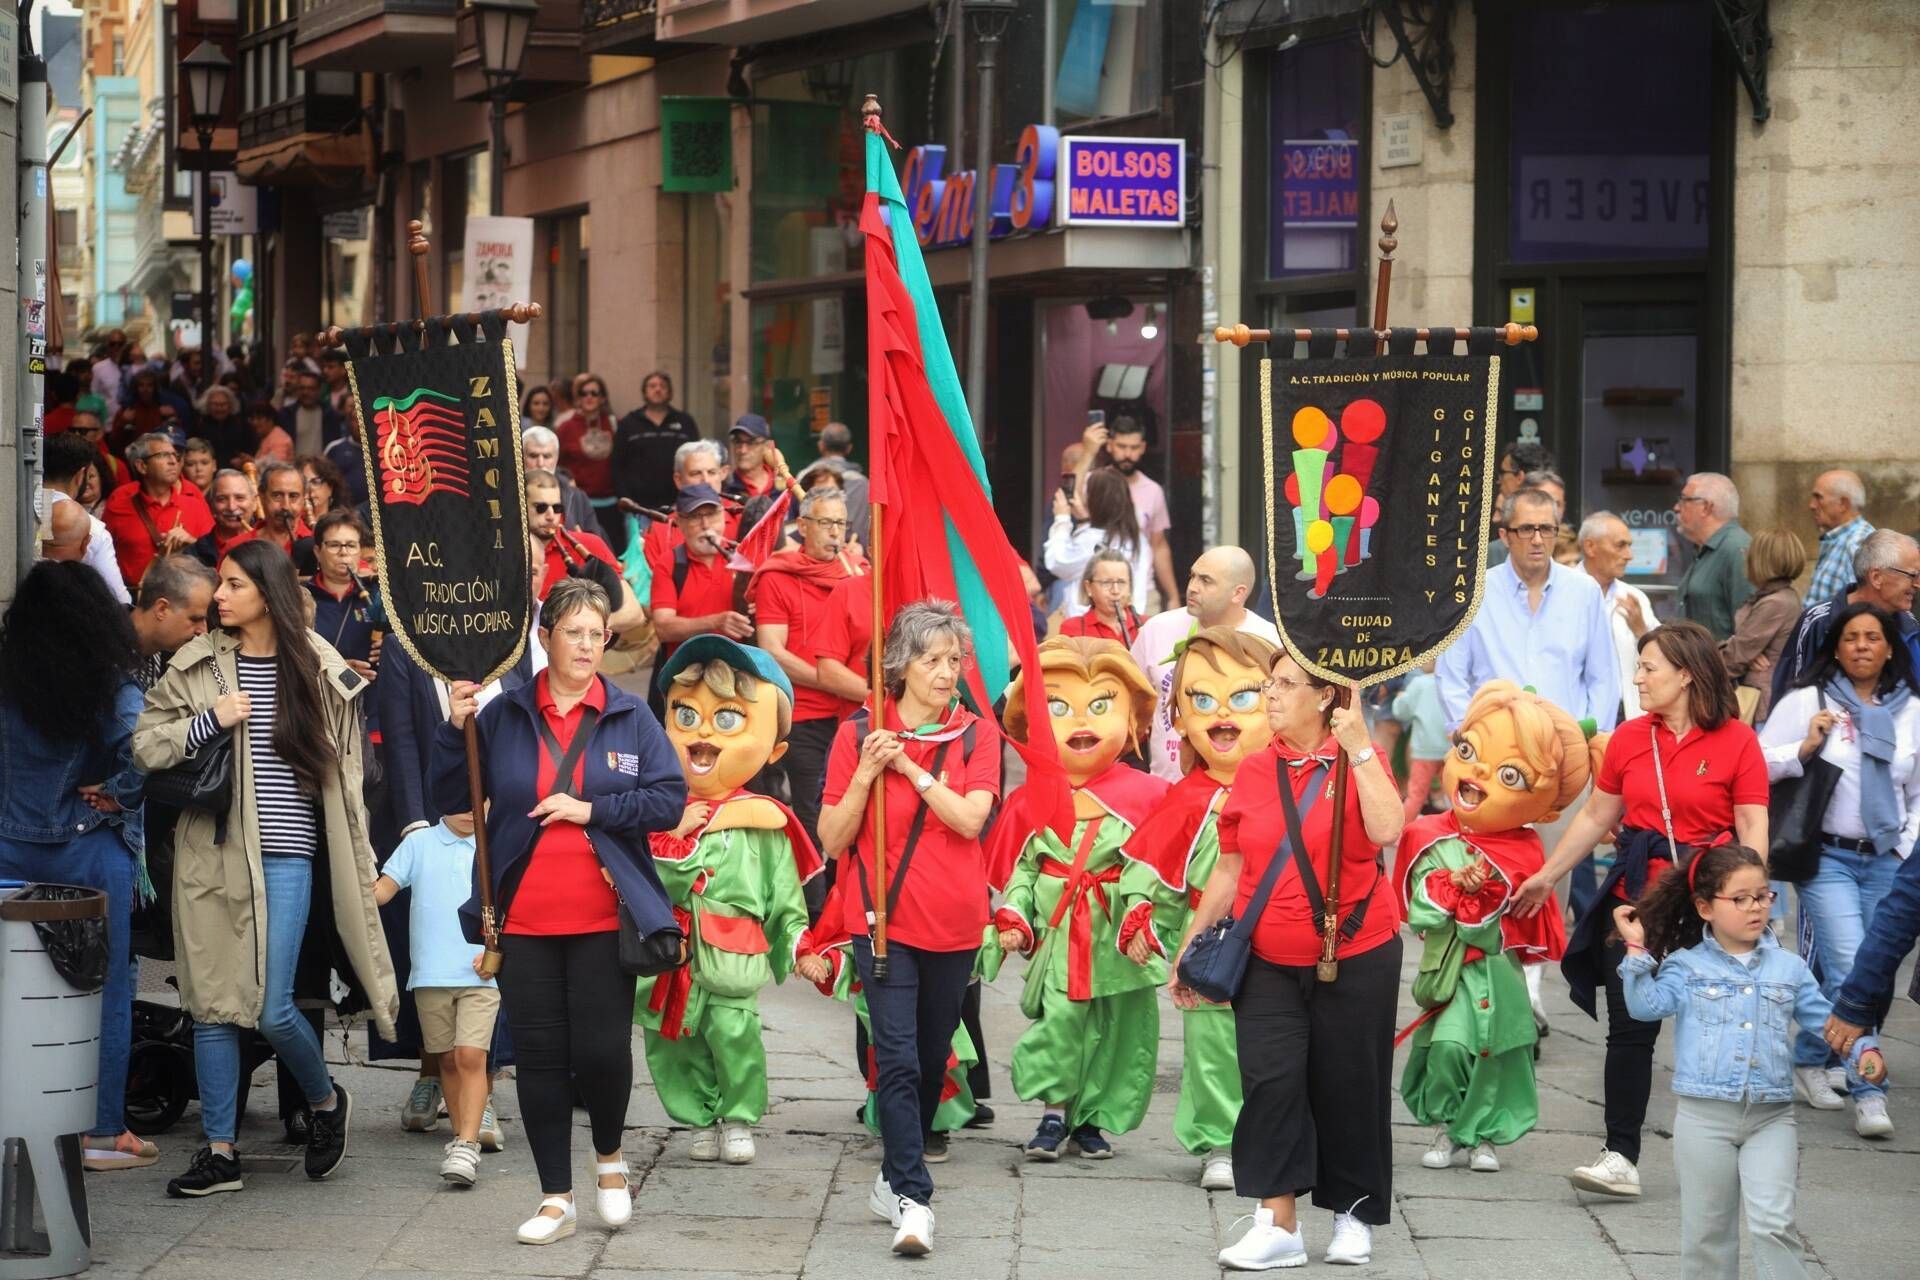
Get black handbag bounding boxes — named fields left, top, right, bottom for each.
left=1769, top=693, right=1842, bottom=883
left=143, top=659, right=236, bottom=845
left=1178, top=763, right=1327, bottom=1003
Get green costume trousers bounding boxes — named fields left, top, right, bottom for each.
left=1009, top=983, right=1159, bottom=1134
left=1400, top=1037, right=1539, bottom=1148
left=643, top=1000, right=768, bottom=1128
left=1174, top=1005, right=1241, bottom=1155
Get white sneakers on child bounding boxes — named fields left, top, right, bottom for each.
left=1469, top=1142, right=1500, bottom=1173
left=869, top=1173, right=902, bottom=1225
left=476, top=1097, right=504, bottom=1151
left=1795, top=1065, right=1846, bottom=1110
left=1855, top=1095, right=1895, bottom=1138
left=439, top=1138, right=480, bottom=1187
left=1421, top=1128, right=1466, bottom=1169
left=516, top=1197, right=576, bottom=1246
left=722, top=1124, right=756, bottom=1164
left=690, top=1126, right=721, bottom=1161
left=1200, top=1150, right=1235, bottom=1191
left=1218, top=1208, right=1308, bottom=1270
left=891, top=1199, right=935, bottom=1256
left=594, top=1160, right=632, bottom=1227
left=1570, top=1148, right=1641, bottom=1197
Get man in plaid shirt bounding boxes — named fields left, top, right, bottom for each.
left=1806, top=470, right=1874, bottom=604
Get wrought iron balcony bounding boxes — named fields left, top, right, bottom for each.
left=582, top=0, right=675, bottom=57
left=294, top=0, right=459, bottom=73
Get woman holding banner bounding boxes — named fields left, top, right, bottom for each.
left=805, top=600, right=1003, bottom=1259
left=1171, top=651, right=1404, bottom=1270
left=436, top=577, right=684, bottom=1245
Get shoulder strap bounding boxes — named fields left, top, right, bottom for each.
left=1648, top=719, right=1680, bottom=863
left=854, top=732, right=958, bottom=925
left=534, top=704, right=603, bottom=800
left=672, top=545, right=691, bottom=594
left=1230, top=763, right=1328, bottom=942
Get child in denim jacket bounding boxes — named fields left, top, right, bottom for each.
left=1615, top=844, right=1886, bottom=1280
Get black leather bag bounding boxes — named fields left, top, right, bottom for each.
left=1178, top=764, right=1327, bottom=1003
left=1768, top=690, right=1842, bottom=884
left=616, top=899, right=686, bottom=978
left=143, top=660, right=236, bottom=844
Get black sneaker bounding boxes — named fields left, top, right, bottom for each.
left=166, top=1146, right=243, bottom=1198
left=304, top=1083, right=352, bottom=1180
left=963, top=1103, right=995, bottom=1129
left=924, top=1131, right=950, bottom=1164
left=283, top=1108, right=311, bottom=1145
left=1025, top=1114, right=1067, bottom=1162
left=1070, top=1124, right=1114, bottom=1159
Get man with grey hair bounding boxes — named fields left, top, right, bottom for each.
left=1131, top=545, right=1281, bottom=782
left=1771, top=529, right=1920, bottom=705
left=641, top=438, right=737, bottom=575
left=131, top=555, right=217, bottom=689
left=1525, top=469, right=1568, bottom=523
left=1672, top=470, right=1752, bottom=641
left=102, top=430, right=213, bottom=586
left=1578, top=511, right=1651, bottom=721
left=800, top=422, right=871, bottom=546
left=522, top=424, right=597, bottom=531
left=1806, top=469, right=1874, bottom=604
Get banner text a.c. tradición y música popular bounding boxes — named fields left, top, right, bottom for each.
left=344, top=311, right=530, bottom=686
left=1261, top=328, right=1504, bottom=690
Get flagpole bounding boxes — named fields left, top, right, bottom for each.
left=861, top=94, right=892, bottom=980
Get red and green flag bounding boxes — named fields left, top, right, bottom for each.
left=861, top=125, right=1070, bottom=835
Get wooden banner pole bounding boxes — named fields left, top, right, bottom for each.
left=861, top=92, right=891, bottom=980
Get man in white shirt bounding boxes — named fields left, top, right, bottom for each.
left=91, top=330, right=127, bottom=410
left=1131, top=545, right=1281, bottom=782
left=1104, top=417, right=1180, bottom=608
left=1578, top=511, right=1652, bottom=722
left=40, top=433, right=132, bottom=604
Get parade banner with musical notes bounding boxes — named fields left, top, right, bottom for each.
left=1262, top=329, right=1503, bottom=689
left=344, top=311, right=530, bottom=685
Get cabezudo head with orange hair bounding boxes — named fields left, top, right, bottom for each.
left=1445, top=679, right=1604, bottom=834
left=1004, top=636, right=1157, bottom=788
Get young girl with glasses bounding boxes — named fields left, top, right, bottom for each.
left=1613, top=844, right=1887, bottom=1280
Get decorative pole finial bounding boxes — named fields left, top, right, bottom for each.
left=1378, top=199, right=1399, bottom=261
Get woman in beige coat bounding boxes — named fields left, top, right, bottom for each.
left=134, top=539, right=397, bottom=1199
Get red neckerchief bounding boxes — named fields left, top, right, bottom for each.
left=1394, top=809, right=1566, bottom=962
left=745, top=548, right=866, bottom=608
left=1119, top=769, right=1227, bottom=892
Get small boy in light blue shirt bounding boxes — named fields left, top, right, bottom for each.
left=375, top=811, right=498, bottom=1188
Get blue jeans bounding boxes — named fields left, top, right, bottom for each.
left=0, top=826, right=137, bottom=1138
left=194, top=856, right=334, bottom=1143
left=852, top=937, right=974, bottom=1205
left=1792, top=844, right=1900, bottom=1098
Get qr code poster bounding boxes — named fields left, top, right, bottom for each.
left=662, top=97, right=734, bottom=194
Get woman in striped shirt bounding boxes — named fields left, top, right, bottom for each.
left=135, top=539, right=397, bottom=1199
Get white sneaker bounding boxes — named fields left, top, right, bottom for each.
left=891, top=1199, right=934, bottom=1256
left=593, top=1159, right=631, bottom=1227
left=1569, top=1148, right=1641, bottom=1197
left=1855, top=1095, right=1894, bottom=1138
left=1218, top=1208, right=1308, bottom=1270
left=1421, top=1127, right=1466, bottom=1169
left=1324, top=1211, right=1372, bottom=1265
left=1795, top=1065, right=1846, bottom=1110
left=1825, top=1065, right=1849, bottom=1094
left=439, top=1138, right=481, bottom=1187
left=722, top=1123, right=756, bottom=1164
left=476, top=1097, right=504, bottom=1152
left=869, top=1172, right=901, bottom=1225
left=1200, top=1150, right=1235, bottom=1191
left=515, top=1196, right=575, bottom=1245
left=1470, top=1142, right=1500, bottom=1173
left=689, top=1125, right=721, bottom=1162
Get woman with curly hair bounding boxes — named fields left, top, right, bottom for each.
left=0, top=562, right=154, bottom=1170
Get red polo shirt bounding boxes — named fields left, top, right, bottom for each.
left=648, top=549, right=738, bottom=634
left=538, top=528, right=620, bottom=602
left=1218, top=739, right=1400, bottom=967
left=754, top=561, right=863, bottom=722
left=1059, top=610, right=1142, bottom=645
left=821, top=707, right=1003, bottom=953
left=1597, top=713, right=1770, bottom=897
left=101, top=479, right=214, bottom=585
left=506, top=673, right=619, bottom=935
left=641, top=510, right=742, bottom=579
left=812, top=573, right=875, bottom=695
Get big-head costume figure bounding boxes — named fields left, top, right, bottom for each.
left=1395, top=679, right=1599, bottom=1172
left=986, top=636, right=1169, bottom=1161
left=1114, top=626, right=1279, bottom=1189
left=637, top=636, right=823, bottom=1165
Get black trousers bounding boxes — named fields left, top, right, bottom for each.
left=1231, top=935, right=1401, bottom=1226
left=853, top=937, right=973, bottom=1206
left=1599, top=932, right=1662, bottom=1164
left=779, top=716, right=839, bottom=921
left=497, top=931, right=635, bottom=1194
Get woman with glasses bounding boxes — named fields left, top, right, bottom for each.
left=1059, top=548, right=1142, bottom=647
left=1758, top=602, right=1920, bottom=1135
left=552, top=374, right=618, bottom=541
left=299, top=454, right=351, bottom=526
left=1170, top=651, right=1404, bottom=1269
left=1513, top=622, right=1769, bottom=1200
left=436, top=578, right=684, bottom=1245
left=1045, top=470, right=1153, bottom=621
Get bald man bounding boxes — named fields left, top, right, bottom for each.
left=41, top=492, right=133, bottom=605
left=1806, top=469, right=1874, bottom=603
left=1131, top=545, right=1282, bottom=782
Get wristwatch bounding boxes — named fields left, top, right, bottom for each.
left=914, top=772, right=936, bottom=794
left=1349, top=746, right=1377, bottom=766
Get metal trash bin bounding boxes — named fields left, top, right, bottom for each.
left=0, top=881, right=106, bottom=1280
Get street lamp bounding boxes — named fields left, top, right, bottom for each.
left=183, top=40, right=231, bottom=390
left=472, top=0, right=538, bottom=217
left=962, top=0, right=1016, bottom=429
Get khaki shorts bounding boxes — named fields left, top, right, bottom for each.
left=414, top=986, right=501, bottom=1054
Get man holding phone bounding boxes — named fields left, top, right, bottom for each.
left=1074, top=413, right=1179, bottom=610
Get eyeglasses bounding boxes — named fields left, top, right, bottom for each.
left=577, top=389, right=603, bottom=399
left=530, top=502, right=563, bottom=514
left=1089, top=578, right=1131, bottom=590
left=1263, top=676, right=1315, bottom=693
left=1505, top=523, right=1557, bottom=541
left=804, top=517, right=848, bottom=531
left=552, top=625, right=609, bottom=648
left=1497, top=463, right=1524, bottom=477
left=320, top=540, right=361, bottom=553
left=1675, top=494, right=1711, bottom=507
left=1713, top=891, right=1777, bottom=911
left=1880, top=566, right=1920, bottom=585
left=146, top=450, right=178, bottom=461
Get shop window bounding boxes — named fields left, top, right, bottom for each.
left=683, top=192, right=731, bottom=440
left=1052, top=0, right=1163, bottom=126
left=1039, top=295, right=1169, bottom=498
left=443, top=152, right=491, bottom=315
left=322, top=207, right=372, bottom=330
left=1267, top=39, right=1365, bottom=279
left=545, top=212, right=590, bottom=382
left=1508, top=2, right=1712, bottom=263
